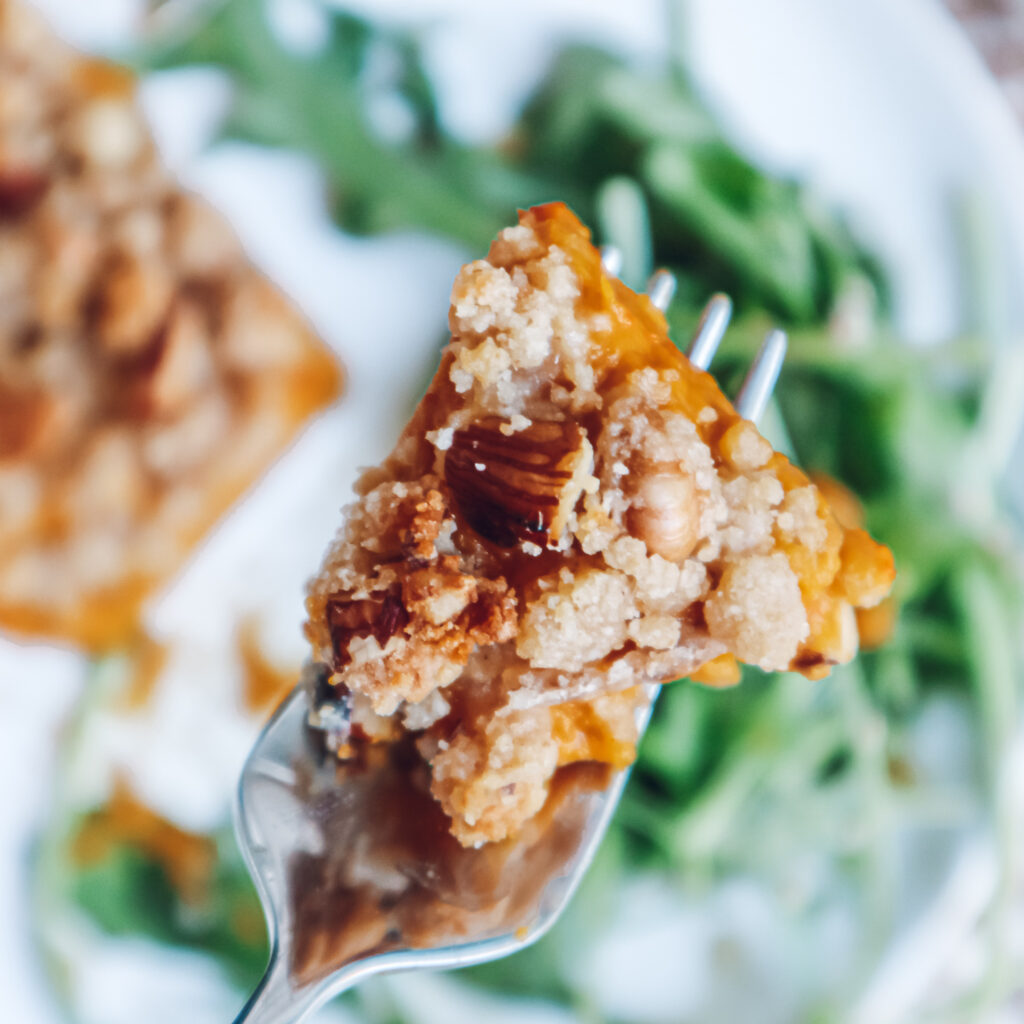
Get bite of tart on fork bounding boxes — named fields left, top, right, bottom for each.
left=231, top=202, right=894, bottom=1024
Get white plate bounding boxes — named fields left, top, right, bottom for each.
left=3, top=0, right=1024, bottom=1022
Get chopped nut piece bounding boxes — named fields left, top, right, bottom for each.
left=328, top=590, right=410, bottom=666
left=404, top=563, right=476, bottom=626
left=0, top=165, right=47, bottom=219
left=166, top=194, right=241, bottom=277
left=628, top=469, right=700, bottom=562
left=0, top=382, right=67, bottom=460
left=68, top=98, right=145, bottom=169
left=445, top=417, right=593, bottom=548
left=143, top=302, right=216, bottom=417
left=93, top=254, right=174, bottom=356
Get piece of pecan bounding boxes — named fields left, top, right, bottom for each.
left=444, top=417, right=593, bottom=548
left=0, top=166, right=48, bottom=221
left=0, top=382, right=65, bottom=460
left=91, top=252, right=174, bottom=357
left=327, top=589, right=410, bottom=667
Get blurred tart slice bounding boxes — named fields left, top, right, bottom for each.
left=305, top=202, right=894, bottom=846
left=0, top=0, right=342, bottom=649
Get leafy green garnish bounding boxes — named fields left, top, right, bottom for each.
left=137, top=0, right=884, bottom=325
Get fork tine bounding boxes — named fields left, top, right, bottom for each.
left=734, top=328, right=787, bottom=423
left=645, top=269, right=676, bottom=312
left=686, top=293, right=732, bottom=371
left=600, top=245, right=623, bottom=277
left=584, top=253, right=780, bottom=425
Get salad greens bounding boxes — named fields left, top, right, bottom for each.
left=40, top=1, right=1024, bottom=1021
left=137, top=0, right=885, bottom=326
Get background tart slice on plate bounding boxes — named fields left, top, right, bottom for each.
left=305, top=202, right=895, bottom=846
left=0, top=0, right=342, bottom=650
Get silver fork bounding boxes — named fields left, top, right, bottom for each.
left=231, top=254, right=787, bottom=1024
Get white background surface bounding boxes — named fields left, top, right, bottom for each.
left=3, top=0, right=1024, bottom=1020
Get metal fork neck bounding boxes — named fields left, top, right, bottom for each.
left=233, top=953, right=327, bottom=1024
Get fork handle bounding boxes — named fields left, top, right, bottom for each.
left=233, top=953, right=331, bottom=1024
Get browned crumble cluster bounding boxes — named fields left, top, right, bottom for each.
left=306, top=203, right=894, bottom=847
left=0, top=0, right=341, bottom=648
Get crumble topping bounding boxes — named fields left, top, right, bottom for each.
left=776, top=485, right=830, bottom=551
left=704, top=553, right=809, bottom=670
left=401, top=688, right=451, bottom=732
left=431, top=703, right=559, bottom=846
left=720, top=419, right=772, bottom=471
left=517, top=568, right=636, bottom=672
left=307, top=480, right=517, bottom=715
left=306, top=203, right=896, bottom=846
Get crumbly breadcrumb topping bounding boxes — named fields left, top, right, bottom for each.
left=306, top=203, right=895, bottom=846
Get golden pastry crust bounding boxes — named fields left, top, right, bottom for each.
left=306, top=203, right=895, bottom=846
left=0, top=0, right=342, bottom=648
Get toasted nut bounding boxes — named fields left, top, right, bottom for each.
left=0, top=382, right=69, bottom=460
left=114, top=206, right=164, bottom=257
left=1, top=0, right=55, bottom=61
left=140, top=391, right=231, bottom=478
left=145, top=302, right=216, bottom=417
left=0, top=165, right=48, bottom=221
left=403, top=559, right=476, bottom=626
left=111, top=304, right=214, bottom=422
left=67, top=430, right=143, bottom=525
left=444, top=417, right=593, bottom=548
left=327, top=589, right=410, bottom=667
left=0, top=465, right=42, bottom=537
left=93, top=253, right=174, bottom=356
left=35, top=218, right=100, bottom=330
left=628, top=469, right=700, bottom=562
